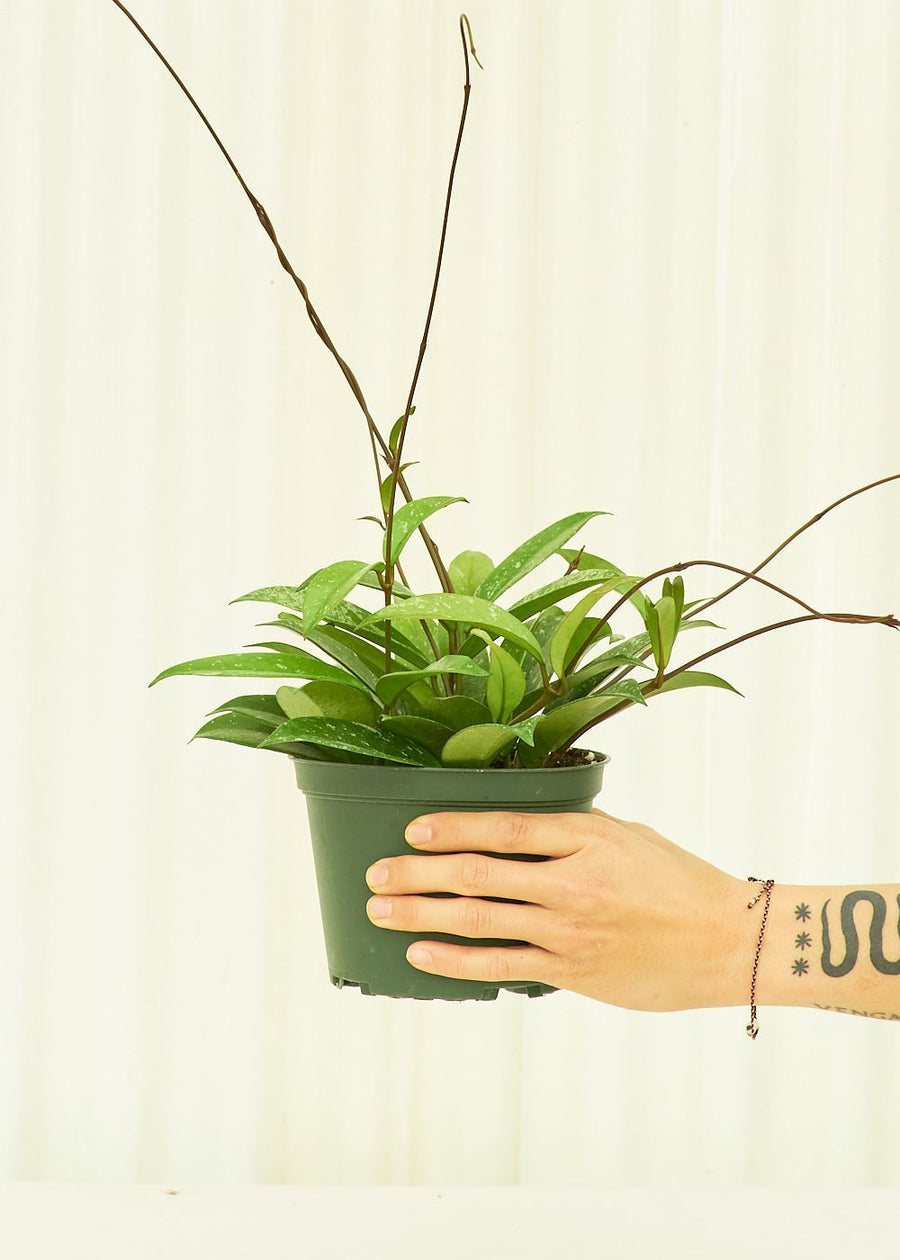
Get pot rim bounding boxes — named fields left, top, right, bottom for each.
left=289, top=751, right=610, bottom=773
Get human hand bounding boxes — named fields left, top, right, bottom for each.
left=365, top=807, right=752, bottom=1012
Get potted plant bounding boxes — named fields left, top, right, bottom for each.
left=116, top=2, right=900, bottom=1001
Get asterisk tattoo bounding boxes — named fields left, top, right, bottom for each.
left=794, top=903, right=812, bottom=922
left=792, top=958, right=810, bottom=976
left=795, top=931, right=812, bottom=950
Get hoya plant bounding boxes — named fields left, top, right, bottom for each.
left=128, top=3, right=899, bottom=769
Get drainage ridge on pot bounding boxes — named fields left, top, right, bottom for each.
left=293, top=755, right=609, bottom=1002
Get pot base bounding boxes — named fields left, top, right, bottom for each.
left=330, top=973, right=557, bottom=1000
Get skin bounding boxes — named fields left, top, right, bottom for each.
left=363, top=808, right=900, bottom=1019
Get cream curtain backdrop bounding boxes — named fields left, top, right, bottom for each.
left=1, top=0, right=898, bottom=1187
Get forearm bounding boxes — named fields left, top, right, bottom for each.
left=727, top=880, right=900, bottom=1021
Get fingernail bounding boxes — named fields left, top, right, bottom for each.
left=406, top=823, right=432, bottom=846
left=366, top=864, right=388, bottom=887
left=407, top=945, right=432, bottom=966
left=368, top=896, right=392, bottom=919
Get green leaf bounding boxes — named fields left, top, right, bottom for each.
left=469, top=629, right=526, bottom=725
left=556, top=548, right=651, bottom=620
left=594, top=678, right=647, bottom=707
left=359, top=594, right=545, bottom=665
left=260, top=717, right=440, bottom=765
left=531, top=687, right=642, bottom=758
left=373, top=654, right=488, bottom=706
left=644, top=603, right=661, bottom=670
left=358, top=515, right=385, bottom=529
left=507, top=568, right=623, bottom=621
left=507, top=713, right=543, bottom=746
left=301, top=560, right=377, bottom=636
left=564, top=616, right=615, bottom=667
left=548, top=575, right=640, bottom=680
left=290, top=626, right=383, bottom=692
left=206, top=693, right=286, bottom=725
left=380, top=462, right=419, bottom=513
left=513, top=608, right=569, bottom=712
left=415, top=694, right=494, bottom=730
left=439, top=723, right=519, bottom=768
left=552, top=651, right=652, bottom=705
left=247, top=597, right=428, bottom=675
left=389, top=406, right=415, bottom=454
left=378, top=715, right=453, bottom=759
left=276, top=681, right=381, bottom=724
left=148, top=650, right=370, bottom=691
left=667, top=575, right=685, bottom=626
left=475, top=511, right=610, bottom=604
left=360, top=568, right=414, bottom=598
left=448, top=550, right=495, bottom=596
left=189, top=710, right=280, bottom=749
left=264, top=615, right=422, bottom=690
left=655, top=595, right=678, bottom=671
left=648, top=670, right=743, bottom=698
left=259, top=604, right=430, bottom=670
left=384, top=495, right=467, bottom=567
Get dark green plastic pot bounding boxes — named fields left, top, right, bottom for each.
left=292, top=754, right=609, bottom=1002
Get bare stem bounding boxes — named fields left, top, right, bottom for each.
left=567, top=557, right=849, bottom=677
left=382, top=14, right=483, bottom=685
left=108, top=0, right=454, bottom=594
left=684, top=472, right=900, bottom=623
left=567, top=474, right=900, bottom=682
left=554, top=610, right=899, bottom=759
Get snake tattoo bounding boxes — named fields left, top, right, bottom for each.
left=820, top=892, right=900, bottom=977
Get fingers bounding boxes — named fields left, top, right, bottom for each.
left=405, top=809, right=594, bottom=857
left=404, top=938, right=560, bottom=986
left=367, top=849, right=566, bottom=908
left=366, top=891, right=562, bottom=952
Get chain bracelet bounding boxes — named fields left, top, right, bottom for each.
left=745, top=876, right=774, bottom=1040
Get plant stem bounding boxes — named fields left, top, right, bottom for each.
left=684, top=472, right=900, bottom=623
left=108, top=0, right=454, bottom=595
left=591, top=474, right=900, bottom=688
left=382, top=14, right=483, bottom=683
left=567, top=558, right=850, bottom=677
left=555, top=609, right=899, bottom=756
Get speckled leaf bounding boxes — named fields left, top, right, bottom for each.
left=260, top=717, right=440, bottom=765
left=189, top=711, right=280, bottom=750
left=507, top=568, right=623, bottom=621
left=556, top=548, right=651, bottom=620
left=548, top=575, right=640, bottom=680
left=206, top=694, right=285, bottom=725
left=374, top=654, right=489, bottom=707
left=275, top=681, right=381, bottom=724
left=378, top=715, right=454, bottom=758
left=148, top=650, right=370, bottom=691
left=507, top=713, right=543, bottom=747
left=300, top=560, right=378, bottom=635
left=359, top=594, right=544, bottom=664
left=475, top=511, right=609, bottom=604
left=385, top=495, right=467, bottom=566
